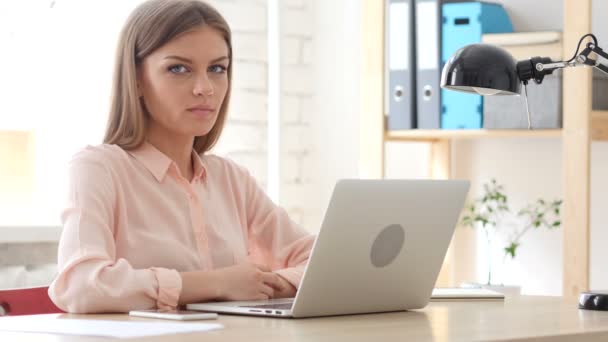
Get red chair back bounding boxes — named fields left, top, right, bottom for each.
left=0, top=286, right=63, bottom=316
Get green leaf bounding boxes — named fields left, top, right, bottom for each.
left=504, top=242, right=520, bottom=259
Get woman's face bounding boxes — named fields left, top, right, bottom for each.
left=138, top=25, right=229, bottom=139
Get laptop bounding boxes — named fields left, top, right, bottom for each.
left=187, top=179, right=470, bottom=318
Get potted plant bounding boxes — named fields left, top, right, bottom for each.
left=505, top=198, right=562, bottom=261
left=460, top=179, right=562, bottom=292
left=460, top=179, right=509, bottom=286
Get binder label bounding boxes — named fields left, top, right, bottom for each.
left=416, top=1, right=439, bottom=70
left=389, top=2, right=410, bottom=71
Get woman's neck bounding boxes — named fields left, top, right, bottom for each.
left=146, top=126, right=195, bottom=181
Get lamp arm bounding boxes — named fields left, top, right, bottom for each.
left=513, top=34, right=604, bottom=130
left=521, top=36, right=608, bottom=84
left=576, top=42, right=608, bottom=75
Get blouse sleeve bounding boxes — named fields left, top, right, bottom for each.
left=48, top=154, right=182, bottom=313
left=241, top=165, right=316, bottom=288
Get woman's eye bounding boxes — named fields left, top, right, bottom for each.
left=168, top=64, right=189, bottom=74
left=209, top=65, right=227, bottom=73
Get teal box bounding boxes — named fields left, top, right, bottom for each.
left=441, top=2, right=513, bottom=129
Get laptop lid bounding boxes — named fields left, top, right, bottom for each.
left=289, top=179, right=469, bottom=317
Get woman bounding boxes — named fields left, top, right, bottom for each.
left=48, top=0, right=315, bottom=313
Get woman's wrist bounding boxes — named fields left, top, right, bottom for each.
left=178, top=270, right=222, bottom=305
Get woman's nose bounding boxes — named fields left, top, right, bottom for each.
left=193, top=75, right=214, bottom=96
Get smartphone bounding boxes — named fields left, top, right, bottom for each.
left=129, top=309, right=218, bottom=321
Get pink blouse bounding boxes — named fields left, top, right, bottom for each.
left=48, top=142, right=315, bottom=313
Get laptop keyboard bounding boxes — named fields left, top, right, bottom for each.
left=241, top=303, right=293, bottom=310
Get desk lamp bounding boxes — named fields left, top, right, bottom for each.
left=440, top=33, right=608, bottom=311
left=441, top=33, right=607, bottom=129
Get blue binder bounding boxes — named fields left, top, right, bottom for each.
left=441, top=2, right=513, bottom=129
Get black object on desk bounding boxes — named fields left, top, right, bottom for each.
left=579, top=291, right=608, bottom=311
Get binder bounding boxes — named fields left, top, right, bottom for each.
left=414, top=0, right=441, bottom=129
left=386, top=0, right=416, bottom=130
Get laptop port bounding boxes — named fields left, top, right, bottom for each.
left=275, top=311, right=281, bottom=314
left=265, top=310, right=272, bottom=314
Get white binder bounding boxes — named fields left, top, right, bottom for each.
left=386, top=0, right=416, bottom=130
left=415, top=0, right=441, bottom=129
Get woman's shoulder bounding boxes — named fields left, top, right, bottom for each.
left=69, top=144, right=130, bottom=169
left=201, top=153, right=251, bottom=178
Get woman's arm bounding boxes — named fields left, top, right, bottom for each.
left=49, top=156, right=185, bottom=313
left=239, top=162, right=316, bottom=292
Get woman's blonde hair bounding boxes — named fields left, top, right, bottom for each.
left=103, top=0, right=232, bottom=153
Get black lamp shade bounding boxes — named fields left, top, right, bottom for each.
left=440, top=44, right=521, bottom=96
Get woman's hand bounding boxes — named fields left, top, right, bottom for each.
left=273, top=274, right=297, bottom=298
left=178, top=264, right=298, bottom=305
left=213, top=263, right=286, bottom=301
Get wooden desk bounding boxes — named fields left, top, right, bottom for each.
left=3, top=296, right=608, bottom=341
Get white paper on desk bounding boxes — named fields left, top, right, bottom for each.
left=0, top=314, right=223, bottom=339
left=431, top=288, right=505, bottom=301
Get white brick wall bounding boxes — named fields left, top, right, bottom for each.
left=281, top=95, right=300, bottom=123
left=210, top=1, right=266, bottom=33
left=228, top=89, right=267, bottom=123
left=284, top=0, right=307, bottom=9
left=281, top=7, right=313, bottom=37
left=232, top=60, right=267, bottom=90
left=210, top=0, right=268, bottom=186
left=299, top=95, right=314, bottom=124
left=279, top=1, right=321, bottom=232
left=282, top=123, right=312, bottom=153
left=210, top=0, right=321, bottom=233
left=281, top=65, right=313, bottom=94
left=301, top=38, right=313, bottom=65
left=215, top=122, right=267, bottom=153
left=281, top=37, right=302, bottom=65
left=233, top=32, right=267, bottom=62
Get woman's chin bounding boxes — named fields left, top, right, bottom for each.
left=189, top=124, right=215, bottom=137
left=192, top=130, right=212, bottom=138
left=178, top=119, right=217, bottom=139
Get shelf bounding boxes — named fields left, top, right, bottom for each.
left=384, top=112, right=608, bottom=142
left=362, top=0, right=596, bottom=295
left=385, top=129, right=562, bottom=142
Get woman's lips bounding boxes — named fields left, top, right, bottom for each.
left=187, top=106, right=215, bottom=118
